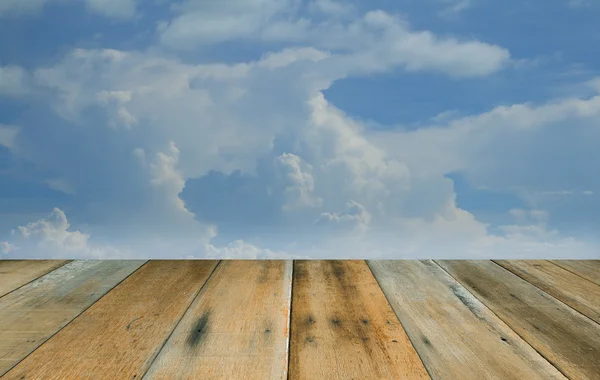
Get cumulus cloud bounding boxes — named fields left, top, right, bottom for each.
left=276, top=153, right=321, bottom=211
left=370, top=92, right=600, bottom=198
left=3, top=208, right=126, bottom=258
left=2, top=2, right=597, bottom=259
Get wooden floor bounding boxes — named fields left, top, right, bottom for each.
left=0, top=260, right=598, bottom=380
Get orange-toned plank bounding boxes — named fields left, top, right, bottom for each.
left=0, top=260, right=145, bottom=376
left=0, top=260, right=69, bottom=298
left=289, top=260, right=430, bottom=380
left=369, top=260, right=566, bottom=380
left=438, top=260, right=600, bottom=380
left=495, top=260, right=600, bottom=324
left=144, top=261, right=293, bottom=380
left=550, top=260, right=600, bottom=286
left=4, top=260, right=218, bottom=380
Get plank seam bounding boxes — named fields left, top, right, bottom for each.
left=491, top=260, right=600, bottom=326
left=0, top=260, right=150, bottom=378
left=0, top=260, right=72, bottom=300
left=140, top=260, right=222, bottom=380
left=286, top=260, right=295, bottom=380
left=433, top=260, right=572, bottom=380
left=364, top=260, right=434, bottom=380
left=546, top=260, right=600, bottom=287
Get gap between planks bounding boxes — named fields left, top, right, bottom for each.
left=0, top=260, right=147, bottom=377
left=3, top=260, right=218, bottom=380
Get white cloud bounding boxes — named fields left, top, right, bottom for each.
left=5, top=208, right=126, bottom=258
left=315, top=200, right=371, bottom=233
left=0, top=66, right=29, bottom=97
left=0, top=241, right=16, bottom=255
left=159, top=5, right=510, bottom=78
left=439, top=0, right=472, bottom=17
left=0, top=0, right=137, bottom=19
left=276, top=153, right=321, bottom=211
left=307, top=0, right=355, bottom=16
left=369, top=86, right=600, bottom=192
left=159, top=0, right=297, bottom=48
left=2, top=0, right=597, bottom=260
left=204, top=240, right=288, bottom=259
left=0, top=124, right=19, bottom=149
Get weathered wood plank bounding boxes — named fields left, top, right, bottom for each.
left=550, top=260, right=600, bottom=286
left=368, top=260, right=566, bottom=380
left=438, top=260, right=600, bottom=380
left=3, top=260, right=217, bottom=380
left=495, top=260, right=600, bottom=324
left=289, top=260, right=429, bottom=380
left=0, top=260, right=69, bottom=298
left=0, top=260, right=145, bottom=376
left=144, top=260, right=293, bottom=380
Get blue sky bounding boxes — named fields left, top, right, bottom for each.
left=0, top=0, right=598, bottom=258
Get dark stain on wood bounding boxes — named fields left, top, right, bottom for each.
left=257, top=262, right=270, bottom=283
left=306, top=315, right=315, bottom=326
left=188, top=311, right=211, bottom=348
left=126, top=316, right=143, bottom=331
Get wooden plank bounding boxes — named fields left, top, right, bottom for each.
left=0, top=260, right=69, bottom=298
left=144, top=260, right=293, bottom=380
left=438, top=260, right=600, bottom=380
left=550, top=260, right=600, bottom=286
left=289, top=260, right=430, bottom=380
left=3, top=260, right=218, bottom=379
left=495, top=260, right=600, bottom=324
left=368, top=260, right=566, bottom=380
left=0, top=260, right=145, bottom=376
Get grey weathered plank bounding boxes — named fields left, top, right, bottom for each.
left=438, top=260, right=600, bottom=380
left=368, top=260, right=566, bottom=380
left=495, top=260, right=600, bottom=324
left=0, top=260, right=145, bottom=376
left=550, top=260, right=600, bottom=286
left=0, top=260, right=69, bottom=298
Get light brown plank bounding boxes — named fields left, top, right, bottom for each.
left=3, top=260, right=218, bottom=380
left=144, top=260, right=293, bottom=380
left=495, top=260, right=600, bottom=324
left=0, top=260, right=69, bottom=298
left=438, top=260, right=600, bottom=380
left=550, top=260, right=600, bottom=286
left=289, top=260, right=430, bottom=380
left=0, top=260, right=145, bottom=376
left=368, top=260, right=566, bottom=380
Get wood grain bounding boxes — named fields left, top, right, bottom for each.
left=550, top=260, right=600, bottom=286
left=144, top=260, right=293, bottom=380
left=495, top=260, right=600, bottom=324
left=368, top=260, right=566, bottom=380
left=289, top=260, right=429, bottom=380
left=0, top=260, right=145, bottom=376
left=438, top=260, right=600, bottom=380
left=3, top=260, right=217, bottom=380
left=0, top=260, right=69, bottom=298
